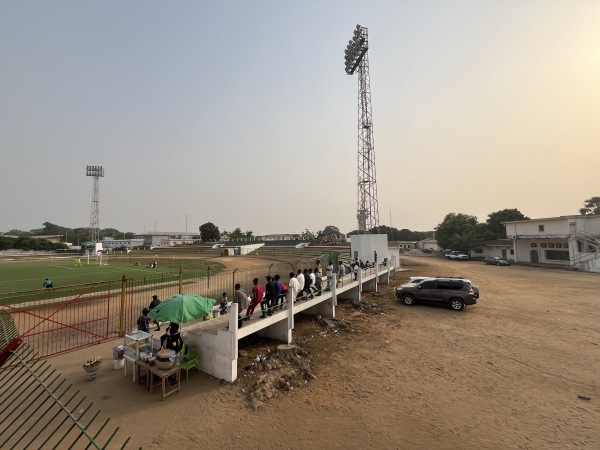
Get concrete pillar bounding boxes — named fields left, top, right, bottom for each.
left=332, top=274, right=337, bottom=306
left=229, top=302, right=239, bottom=358
left=358, top=269, right=363, bottom=293
left=287, top=289, right=295, bottom=329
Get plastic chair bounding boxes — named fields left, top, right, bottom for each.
left=179, top=348, right=199, bottom=382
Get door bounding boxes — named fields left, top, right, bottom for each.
left=501, top=249, right=507, bottom=259
left=530, top=249, right=539, bottom=263
left=417, top=281, right=441, bottom=302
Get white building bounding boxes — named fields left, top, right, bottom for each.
left=472, top=239, right=514, bottom=259
left=504, top=215, right=600, bottom=272
left=101, top=237, right=145, bottom=250
left=260, top=234, right=300, bottom=241
left=418, top=238, right=439, bottom=252
left=134, top=232, right=200, bottom=248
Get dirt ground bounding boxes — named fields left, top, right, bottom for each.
left=47, top=255, right=600, bottom=449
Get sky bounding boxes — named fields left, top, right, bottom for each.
left=1, top=1, right=600, bottom=236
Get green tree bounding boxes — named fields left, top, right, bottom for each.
left=229, top=228, right=244, bottom=240
left=300, top=229, right=316, bottom=240
left=6, top=229, right=28, bottom=236
left=485, top=208, right=529, bottom=238
left=0, top=236, right=15, bottom=250
left=321, top=225, right=341, bottom=235
left=580, top=196, right=600, bottom=215
left=199, top=222, right=220, bottom=242
left=434, top=213, right=478, bottom=250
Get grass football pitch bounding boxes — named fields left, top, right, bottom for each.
left=0, top=258, right=185, bottom=294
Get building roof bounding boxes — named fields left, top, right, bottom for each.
left=134, top=232, right=199, bottom=237
left=503, top=215, right=600, bottom=224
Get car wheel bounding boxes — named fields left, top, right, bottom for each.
left=496, top=262, right=501, bottom=266
left=402, top=294, right=415, bottom=306
left=449, top=298, right=465, bottom=311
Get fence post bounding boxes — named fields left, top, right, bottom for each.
left=269, top=263, right=273, bottom=276
left=119, top=275, right=126, bottom=337
left=232, top=269, right=237, bottom=292
left=179, top=265, right=183, bottom=294
left=207, top=265, right=211, bottom=289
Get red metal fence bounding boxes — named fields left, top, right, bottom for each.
left=0, top=262, right=301, bottom=361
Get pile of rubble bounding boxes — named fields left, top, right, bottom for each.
left=243, top=344, right=315, bottom=410
left=350, top=298, right=384, bottom=314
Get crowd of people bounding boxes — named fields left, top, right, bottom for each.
left=135, top=256, right=383, bottom=333
left=223, top=258, right=369, bottom=325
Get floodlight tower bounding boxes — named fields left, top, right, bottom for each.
left=345, top=24, right=380, bottom=233
left=86, top=165, right=104, bottom=242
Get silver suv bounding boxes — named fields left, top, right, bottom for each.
left=394, top=277, right=478, bottom=311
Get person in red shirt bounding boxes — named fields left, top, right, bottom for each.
left=246, top=277, right=264, bottom=320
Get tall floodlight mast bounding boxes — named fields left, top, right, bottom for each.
left=86, top=165, right=104, bottom=242
left=345, top=24, right=380, bottom=233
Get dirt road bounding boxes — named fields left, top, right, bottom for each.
left=49, top=255, right=600, bottom=449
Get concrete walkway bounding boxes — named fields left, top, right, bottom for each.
left=186, top=263, right=397, bottom=382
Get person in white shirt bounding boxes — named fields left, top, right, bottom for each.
left=308, top=269, right=316, bottom=299
left=337, top=262, right=346, bottom=287
left=288, top=272, right=300, bottom=302
left=296, top=269, right=305, bottom=297
left=325, top=261, right=333, bottom=291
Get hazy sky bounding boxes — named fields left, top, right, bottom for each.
left=2, top=1, right=600, bottom=236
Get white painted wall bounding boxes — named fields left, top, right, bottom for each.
left=350, top=234, right=389, bottom=264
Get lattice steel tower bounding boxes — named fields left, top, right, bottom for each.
left=345, top=24, right=380, bottom=233
left=86, top=165, right=104, bottom=242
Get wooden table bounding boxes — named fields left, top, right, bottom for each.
left=134, top=360, right=181, bottom=401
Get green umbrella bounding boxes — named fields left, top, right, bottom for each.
left=147, top=294, right=216, bottom=324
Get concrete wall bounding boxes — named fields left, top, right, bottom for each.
left=350, top=234, right=389, bottom=264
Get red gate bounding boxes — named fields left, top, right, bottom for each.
left=1, top=278, right=133, bottom=360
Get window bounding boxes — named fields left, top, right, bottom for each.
left=420, top=281, right=436, bottom=289
left=436, top=282, right=463, bottom=290
left=549, top=243, right=555, bottom=248
left=539, top=225, right=545, bottom=232
left=531, top=243, right=537, bottom=247
left=510, top=249, right=514, bottom=254
left=545, top=250, right=569, bottom=261
left=474, top=248, right=483, bottom=253
left=555, top=243, right=562, bottom=248
left=541, top=243, right=547, bottom=248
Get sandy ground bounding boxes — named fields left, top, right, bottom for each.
left=45, top=255, right=600, bottom=449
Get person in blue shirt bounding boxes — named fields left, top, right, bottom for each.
left=272, top=275, right=283, bottom=309
left=43, top=278, right=53, bottom=288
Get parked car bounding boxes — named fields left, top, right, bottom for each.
left=483, top=256, right=511, bottom=266
left=407, top=276, right=428, bottom=284
left=433, top=276, right=479, bottom=299
left=445, top=250, right=461, bottom=259
left=394, top=277, right=478, bottom=311
left=448, top=253, right=469, bottom=261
